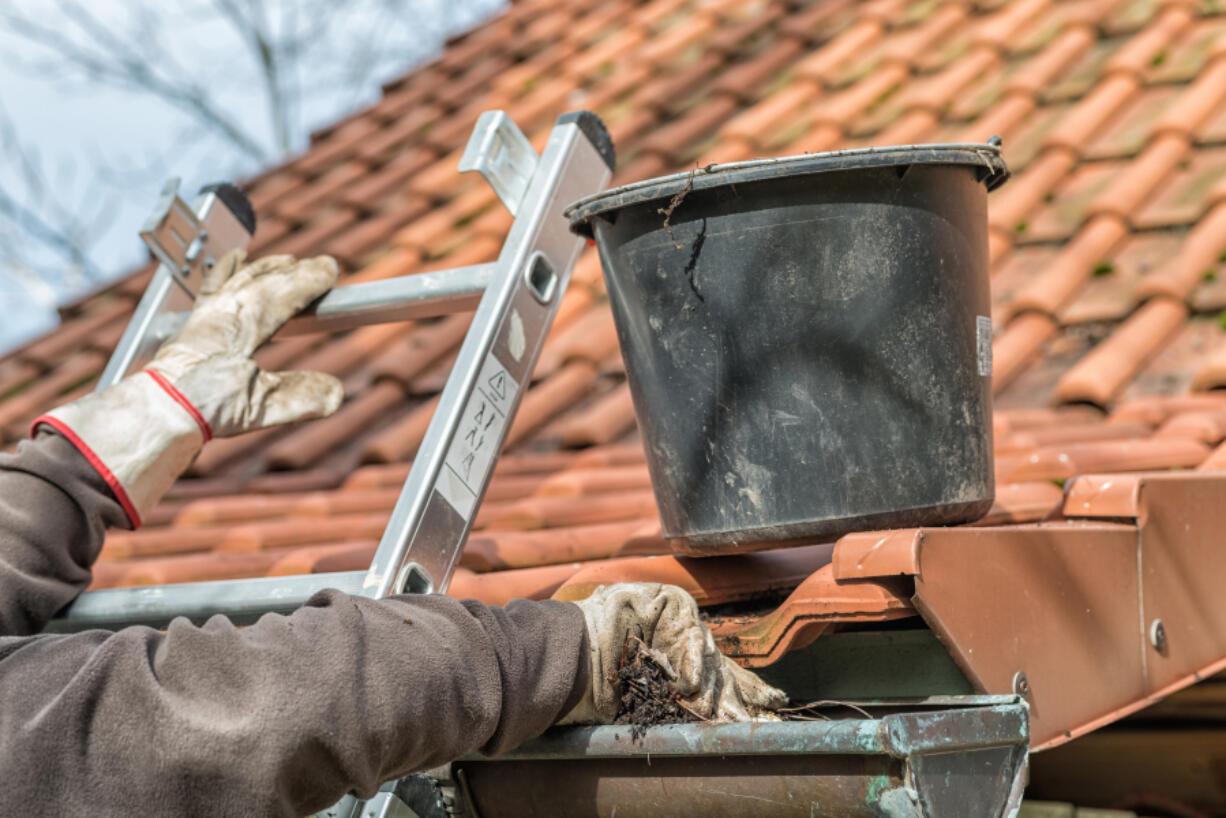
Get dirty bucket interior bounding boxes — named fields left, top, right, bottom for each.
left=567, top=143, right=1010, bottom=554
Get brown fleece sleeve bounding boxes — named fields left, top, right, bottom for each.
left=0, top=432, right=590, bottom=818
left=0, top=429, right=130, bottom=635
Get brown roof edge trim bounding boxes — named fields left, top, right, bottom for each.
left=832, top=528, right=923, bottom=580
left=1063, top=472, right=1143, bottom=519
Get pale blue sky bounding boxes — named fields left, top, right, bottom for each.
left=0, top=0, right=504, bottom=354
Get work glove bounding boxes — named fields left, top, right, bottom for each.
left=33, top=250, right=343, bottom=528
left=558, top=583, right=787, bottom=725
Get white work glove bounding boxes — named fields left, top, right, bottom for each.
left=34, top=250, right=343, bottom=527
left=559, top=583, right=788, bottom=725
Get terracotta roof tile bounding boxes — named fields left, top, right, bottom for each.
left=1154, top=407, right=1226, bottom=443
left=450, top=561, right=588, bottom=605
left=880, top=5, right=970, bottom=67
left=534, top=306, right=618, bottom=376
left=291, top=118, right=385, bottom=178
left=709, top=5, right=787, bottom=54
left=407, top=348, right=459, bottom=395
left=1150, top=14, right=1226, bottom=82
left=999, top=436, right=1209, bottom=481
left=974, top=481, right=1064, bottom=525
left=719, top=81, right=820, bottom=143
left=814, top=62, right=909, bottom=130
left=1043, top=74, right=1141, bottom=153
left=326, top=200, right=433, bottom=267
left=505, top=360, right=598, bottom=447
left=369, top=314, right=472, bottom=387
left=272, top=161, right=371, bottom=223
left=272, top=208, right=361, bottom=258
left=1135, top=203, right=1226, bottom=300
left=1010, top=216, right=1131, bottom=316
left=1083, top=85, right=1182, bottom=160
left=793, top=19, right=884, bottom=84
left=1054, top=297, right=1189, bottom=406
left=552, top=544, right=835, bottom=606
left=1087, top=133, right=1189, bottom=224
left=463, top=519, right=659, bottom=572
left=393, top=187, right=497, bottom=253
left=639, top=95, right=741, bottom=162
left=0, top=360, right=39, bottom=400
left=1107, top=392, right=1226, bottom=425
left=186, top=427, right=285, bottom=476
left=992, top=311, right=1060, bottom=391
left=988, top=148, right=1078, bottom=235
left=290, top=322, right=412, bottom=378
left=338, top=148, right=438, bottom=210
left=552, top=382, right=637, bottom=447
left=0, top=351, right=103, bottom=433
left=1103, top=3, right=1196, bottom=77
left=267, top=542, right=378, bottom=576
left=712, top=38, right=807, bottom=102
left=482, top=488, right=657, bottom=531
left=266, top=381, right=406, bottom=470
left=997, top=420, right=1152, bottom=452
left=1059, top=231, right=1183, bottom=324
left=1133, top=147, right=1226, bottom=229
left=19, top=299, right=132, bottom=368
left=360, top=394, right=438, bottom=464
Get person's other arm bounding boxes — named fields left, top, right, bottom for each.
left=0, top=429, right=128, bottom=634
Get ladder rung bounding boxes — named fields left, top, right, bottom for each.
left=146, top=262, right=494, bottom=344
left=46, top=571, right=368, bottom=632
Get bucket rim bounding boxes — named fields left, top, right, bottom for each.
left=565, top=141, right=1010, bottom=232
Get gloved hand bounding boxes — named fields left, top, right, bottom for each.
left=34, top=250, right=343, bottom=528
left=558, top=583, right=787, bottom=724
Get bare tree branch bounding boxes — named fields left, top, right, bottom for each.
left=2, top=3, right=270, bottom=161
left=0, top=0, right=506, bottom=331
left=0, top=101, right=107, bottom=283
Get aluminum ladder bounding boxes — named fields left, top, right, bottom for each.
left=49, top=109, right=615, bottom=631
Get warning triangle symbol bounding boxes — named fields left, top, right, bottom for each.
left=488, top=369, right=508, bottom=401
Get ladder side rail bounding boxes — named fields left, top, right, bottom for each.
left=97, top=265, right=187, bottom=390
left=362, top=117, right=612, bottom=598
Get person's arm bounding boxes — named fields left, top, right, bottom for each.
left=0, top=430, right=129, bottom=634
left=0, top=588, right=588, bottom=817
left=0, top=368, right=590, bottom=816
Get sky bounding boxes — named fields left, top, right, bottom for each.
left=0, top=0, right=505, bottom=354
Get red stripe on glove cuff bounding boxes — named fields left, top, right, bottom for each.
left=29, top=415, right=143, bottom=530
left=144, top=369, right=213, bottom=442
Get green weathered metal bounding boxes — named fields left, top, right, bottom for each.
left=480, top=697, right=1024, bottom=761
left=442, top=696, right=1029, bottom=817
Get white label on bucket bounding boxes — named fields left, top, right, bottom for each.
left=435, top=354, right=518, bottom=518
left=976, top=315, right=993, bottom=377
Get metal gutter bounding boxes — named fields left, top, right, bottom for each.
left=440, top=697, right=1029, bottom=817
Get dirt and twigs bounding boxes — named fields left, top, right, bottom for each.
left=657, top=166, right=697, bottom=249
left=779, top=700, right=876, bottom=721
left=611, top=624, right=879, bottom=739
left=613, top=634, right=704, bottom=739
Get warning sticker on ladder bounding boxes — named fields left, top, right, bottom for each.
left=435, top=354, right=519, bottom=518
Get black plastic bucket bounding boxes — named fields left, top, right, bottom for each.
left=566, top=144, right=1010, bottom=554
